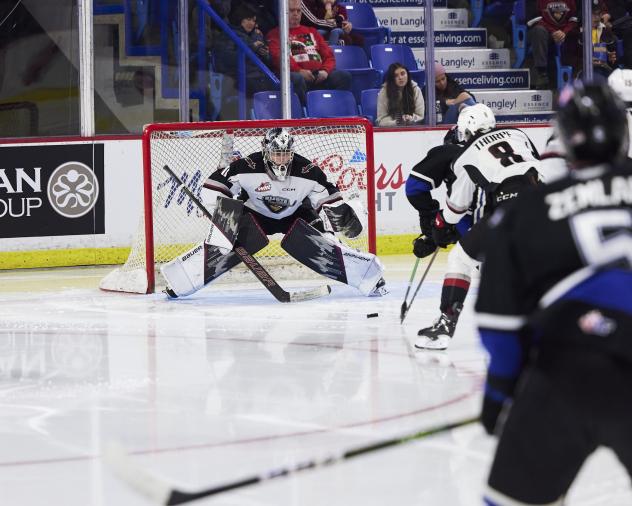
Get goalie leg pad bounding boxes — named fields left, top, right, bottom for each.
left=281, top=219, right=384, bottom=296
left=160, top=242, right=207, bottom=297
left=204, top=197, right=244, bottom=254
left=162, top=212, right=270, bottom=298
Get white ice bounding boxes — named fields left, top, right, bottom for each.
left=0, top=254, right=630, bottom=505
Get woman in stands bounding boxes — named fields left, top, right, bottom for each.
left=376, top=63, right=425, bottom=126
left=434, top=62, right=475, bottom=123
left=215, top=3, right=272, bottom=95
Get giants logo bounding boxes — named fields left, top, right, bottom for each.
left=262, top=195, right=291, bottom=213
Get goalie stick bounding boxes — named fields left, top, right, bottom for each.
left=400, top=249, right=439, bottom=324
left=105, top=416, right=478, bottom=505
left=163, top=165, right=330, bottom=303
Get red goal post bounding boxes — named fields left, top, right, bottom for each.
left=100, top=117, right=376, bottom=294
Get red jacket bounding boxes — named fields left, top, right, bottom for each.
left=267, top=25, right=336, bottom=74
left=530, top=0, right=578, bottom=34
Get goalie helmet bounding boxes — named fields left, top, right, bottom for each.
left=608, top=68, right=632, bottom=107
left=262, top=127, right=295, bottom=181
left=556, top=82, right=629, bottom=165
left=456, top=103, right=496, bottom=142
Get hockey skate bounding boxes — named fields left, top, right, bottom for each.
left=414, top=304, right=461, bottom=350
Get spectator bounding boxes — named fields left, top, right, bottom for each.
left=300, top=0, right=363, bottom=47
left=215, top=3, right=273, bottom=94
left=579, top=1, right=618, bottom=78
left=376, top=63, right=425, bottom=126
left=267, top=0, right=352, bottom=105
left=434, top=62, right=475, bottom=122
left=605, top=0, right=632, bottom=69
left=527, top=0, right=579, bottom=89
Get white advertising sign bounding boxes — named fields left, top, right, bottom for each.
left=375, top=7, right=468, bottom=30
left=476, top=90, right=554, bottom=115
left=412, top=48, right=511, bottom=71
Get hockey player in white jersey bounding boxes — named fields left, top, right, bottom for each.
left=160, top=127, right=386, bottom=299
left=415, top=103, right=541, bottom=350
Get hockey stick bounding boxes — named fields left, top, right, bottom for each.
left=163, top=165, right=331, bottom=303
left=400, top=249, right=439, bottom=324
left=106, top=416, right=478, bottom=505
left=400, top=257, right=421, bottom=323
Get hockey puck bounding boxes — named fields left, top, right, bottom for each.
left=366, top=313, right=379, bottom=318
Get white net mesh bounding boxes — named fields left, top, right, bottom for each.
left=100, top=119, right=374, bottom=293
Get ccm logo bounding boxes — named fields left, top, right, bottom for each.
left=496, top=192, right=518, bottom=202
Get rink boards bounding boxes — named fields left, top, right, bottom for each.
left=0, top=126, right=552, bottom=269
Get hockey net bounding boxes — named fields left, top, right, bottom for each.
left=100, top=118, right=376, bottom=294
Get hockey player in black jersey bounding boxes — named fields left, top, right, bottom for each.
left=415, top=103, right=541, bottom=350
left=405, top=126, right=471, bottom=259
left=160, top=127, right=386, bottom=298
left=476, top=82, right=632, bottom=505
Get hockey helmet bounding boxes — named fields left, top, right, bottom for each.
left=456, top=103, right=496, bottom=142
left=262, top=127, right=295, bottom=181
left=608, top=68, right=632, bottom=107
left=556, top=82, right=629, bottom=165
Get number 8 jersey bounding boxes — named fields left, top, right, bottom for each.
left=444, top=127, right=540, bottom=224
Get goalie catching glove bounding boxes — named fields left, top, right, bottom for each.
left=323, top=201, right=363, bottom=238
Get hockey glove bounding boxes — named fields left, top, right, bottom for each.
left=419, top=209, right=436, bottom=238
left=412, top=235, right=437, bottom=258
left=323, top=201, right=363, bottom=238
left=431, top=211, right=458, bottom=248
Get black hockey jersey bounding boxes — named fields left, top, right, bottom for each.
left=475, top=167, right=632, bottom=403
left=203, top=152, right=341, bottom=219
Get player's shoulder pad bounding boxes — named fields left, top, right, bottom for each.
left=230, top=153, right=265, bottom=174
left=292, top=154, right=321, bottom=178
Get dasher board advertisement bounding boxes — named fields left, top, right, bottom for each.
left=0, top=144, right=105, bottom=238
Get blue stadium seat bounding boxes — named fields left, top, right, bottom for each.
left=348, top=68, right=382, bottom=104
left=306, top=90, right=358, bottom=118
left=332, top=46, right=370, bottom=69
left=370, top=44, right=425, bottom=88
left=511, top=0, right=527, bottom=68
left=360, top=88, right=380, bottom=125
left=340, top=3, right=390, bottom=56
left=472, top=0, right=514, bottom=27
left=333, top=47, right=382, bottom=103
left=252, top=91, right=304, bottom=119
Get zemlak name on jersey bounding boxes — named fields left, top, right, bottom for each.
left=202, top=152, right=341, bottom=219
left=445, top=127, right=540, bottom=223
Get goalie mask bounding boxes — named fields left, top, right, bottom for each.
left=457, top=103, right=496, bottom=143
left=262, top=128, right=295, bottom=181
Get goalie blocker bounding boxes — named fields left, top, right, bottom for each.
left=162, top=197, right=385, bottom=298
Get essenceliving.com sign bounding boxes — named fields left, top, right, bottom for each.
left=0, top=144, right=105, bottom=238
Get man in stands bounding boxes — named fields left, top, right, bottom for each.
left=161, top=128, right=386, bottom=299
left=527, top=0, right=579, bottom=89
left=267, top=0, right=352, bottom=105
left=477, top=81, right=632, bottom=506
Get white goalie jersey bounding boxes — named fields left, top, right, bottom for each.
left=443, top=127, right=540, bottom=223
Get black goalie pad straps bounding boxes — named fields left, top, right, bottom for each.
left=203, top=212, right=270, bottom=285
left=281, top=218, right=348, bottom=284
